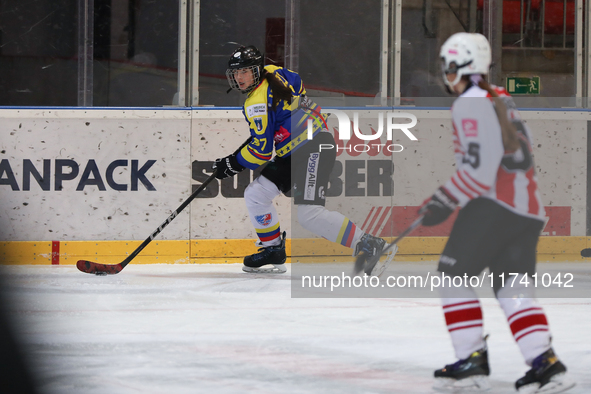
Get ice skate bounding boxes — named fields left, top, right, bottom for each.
left=366, top=243, right=397, bottom=277
left=433, top=346, right=491, bottom=391
left=353, top=234, right=394, bottom=276
left=243, top=232, right=287, bottom=274
left=515, top=348, right=575, bottom=394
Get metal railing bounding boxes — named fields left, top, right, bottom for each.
left=511, top=0, right=575, bottom=49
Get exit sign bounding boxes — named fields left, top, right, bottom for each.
left=506, top=77, right=540, bottom=95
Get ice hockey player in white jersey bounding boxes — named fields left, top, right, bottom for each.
left=418, top=32, right=575, bottom=393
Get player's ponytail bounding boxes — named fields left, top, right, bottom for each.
left=264, top=71, right=294, bottom=111
left=477, top=78, right=520, bottom=152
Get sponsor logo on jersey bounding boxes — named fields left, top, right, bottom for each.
left=254, top=117, right=263, bottom=131
left=440, top=255, right=457, bottom=266
left=304, top=153, right=320, bottom=201
left=274, top=127, right=290, bottom=143
left=255, top=213, right=272, bottom=226
left=462, top=119, right=478, bottom=137
left=318, top=186, right=325, bottom=199
left=247, top=103, right=266, bottom=118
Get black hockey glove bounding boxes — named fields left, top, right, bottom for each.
left=419, top=187, right=458, bottom=226
left=213, top=154, right=245, bottom=179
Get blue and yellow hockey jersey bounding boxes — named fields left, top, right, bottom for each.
left=235, top=65, right=326, bottom=170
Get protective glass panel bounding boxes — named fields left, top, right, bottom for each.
left=198, top=0, right=382, bottom=106
left=0, top=0, right=180, bottom=107
left=0, top=0, right=78, bottom=106
left=501, top=0, right=576, bottom=100
left=198, top=1, right=286, bottom=106
left=95, top=0, right=180, bottom=106
left=401, top=0, right=578, bottom=107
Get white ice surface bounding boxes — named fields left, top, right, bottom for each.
left=1, top=263, right=590, bottom=394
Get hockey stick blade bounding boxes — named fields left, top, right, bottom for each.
left=77, top=260, right=123, bottom=275
left=353, top=215, right=424, bottom=275
left=76, top=173, right=216, bottom=276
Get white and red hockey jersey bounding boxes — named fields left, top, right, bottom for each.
left=442, top=84, right=545, bottom=222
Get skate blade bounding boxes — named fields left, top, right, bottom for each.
left=433, top=375, right=491, bottom=392
left=242, top=264, right=287, bottom=274
left=517, top=373, right=576, bottom=394
left=368, top=244, right=398, bottom=277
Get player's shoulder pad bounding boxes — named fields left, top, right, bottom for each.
left=268, top=66, right=303, bottom=95
left=489, top=84, right=510, bottom=97
left=460, top=84, right=488, bottom=98
left=264, top=65, right=282, bottom=74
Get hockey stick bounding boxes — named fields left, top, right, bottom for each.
left=76, top=173, right=216, bottom=275
left=353, top=215, right=424, bottom=275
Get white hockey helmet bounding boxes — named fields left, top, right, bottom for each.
left=439, top=33, right=491, bottom=88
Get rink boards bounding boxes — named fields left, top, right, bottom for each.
left=0, top=107, right=589, bottom=264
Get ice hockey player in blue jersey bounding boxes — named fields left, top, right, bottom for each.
left=213, top=45, right=394, bottom=274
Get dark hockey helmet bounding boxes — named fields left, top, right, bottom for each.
left=226, top=45, right=264, bottom=93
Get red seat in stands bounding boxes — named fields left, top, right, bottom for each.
left=543, top=0, right=575, bottom=35
left=476, top=0, right=575, bottom=35
left=502, top=1, right=527, bottom=33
